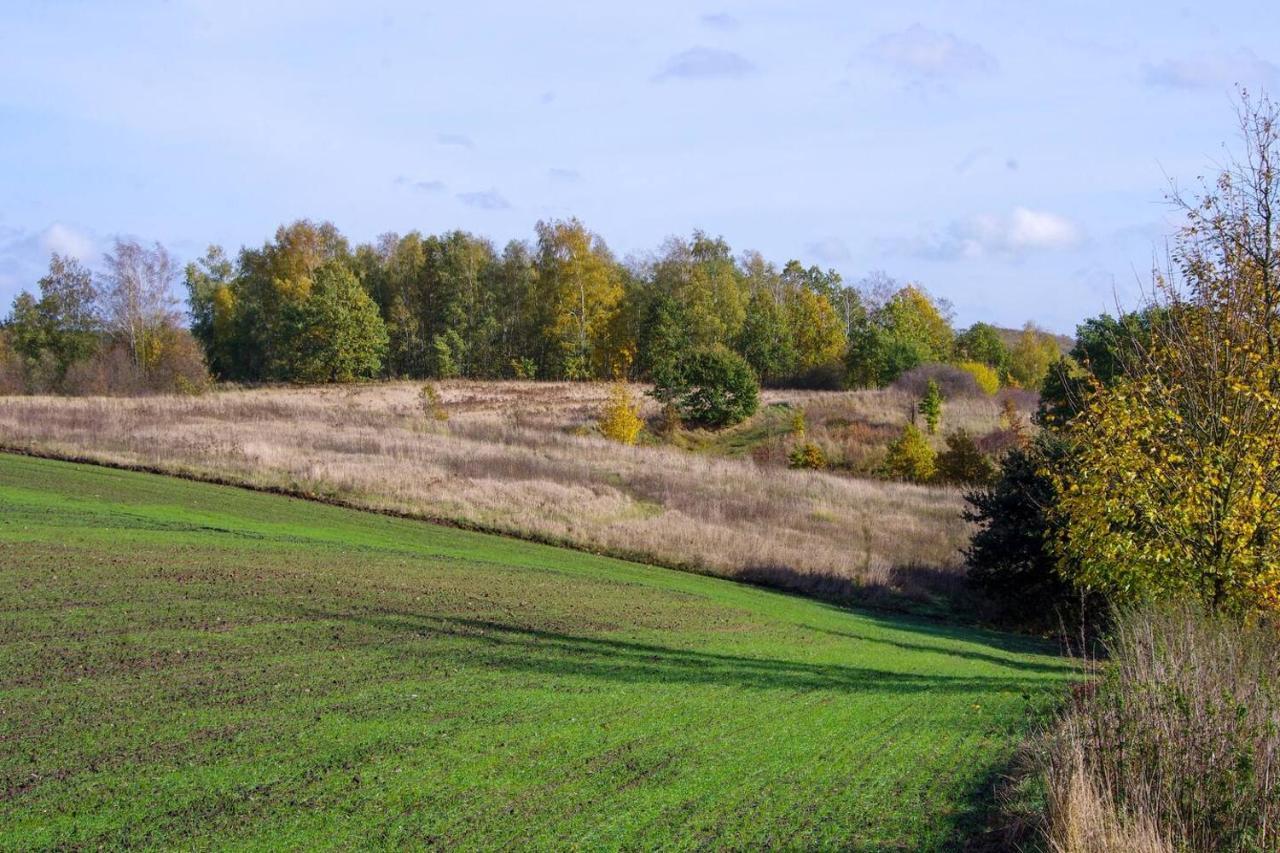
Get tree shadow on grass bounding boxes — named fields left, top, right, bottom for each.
left=308, top=607, right=1065, bottom=697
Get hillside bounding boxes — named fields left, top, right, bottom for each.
left=0, top=382, right=1016, bottom=609
left=0, top=454, right=1075, bottom=849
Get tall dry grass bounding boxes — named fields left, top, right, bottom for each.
left=0, top=381, right=975, bottom=606
left=1040, top=605, right=1280, bottom=852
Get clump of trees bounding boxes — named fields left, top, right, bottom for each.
left=2, top=242, right=208, bottom=395
left=173, top=217, right=1064, bottom=394
left=652, top=346, right=759, bottom=428
left=5, top=218, right=1069, bottom=405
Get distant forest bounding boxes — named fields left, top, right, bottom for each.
left=3, top=218, right=1067, bottom=393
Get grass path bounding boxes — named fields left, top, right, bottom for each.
left=0, top=454, right=1074, bottom=849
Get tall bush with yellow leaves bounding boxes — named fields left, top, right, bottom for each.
left=598, top=381, right=643, bottom=445
left=1054, top=94, right=1280, bottom=614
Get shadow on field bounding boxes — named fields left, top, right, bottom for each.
left=316, top=608, right=1064, bottom=695
left=735, top=561, right=974, bottom=617
left=807, top=626, right=1074, bottom=677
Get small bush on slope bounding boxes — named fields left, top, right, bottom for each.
left=598, top=381, right=643, bottom=444
left=883, top=423, right=935, bottom=483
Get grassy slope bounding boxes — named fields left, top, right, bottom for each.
left=0, top=454, right=1074, bottom=850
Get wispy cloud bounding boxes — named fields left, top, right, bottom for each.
left=913, top=208, right=1082, bottom=260
left=547, top=167, right=580, bottom=183
left=805, top=236, right=852, bottom=265
left=436, top=132, right=475, bottom=149
left=0, top=222, right=99, bottom=303
left=700, top=12, right=739, bottom=31
left=1143, top=48, right=1280, bottom=91
left=394, top=176, right=446, bottom=193
left=457, top=189, right=510, bottom=210
left=864, top=24, right=996, bottom=81
left=654, top=47, right=756, bottom=82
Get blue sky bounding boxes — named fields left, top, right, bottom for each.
left=2, top=1, right=1278, bottom=333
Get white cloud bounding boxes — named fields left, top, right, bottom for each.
left=39, top=223, right=96, bottom=261
left=864, top=24, right=996, bottom=81
left=915, top=208, right=1082, bottom=260
left=1143, top=49, right=1280, bottom=91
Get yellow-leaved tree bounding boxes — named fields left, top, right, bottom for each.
left=598, top=381, right=643, bottom=445
left=1054, top=94, right=1280, bottom=613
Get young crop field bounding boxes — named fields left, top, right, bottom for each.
left=0, top=454, right=1075, bottom=849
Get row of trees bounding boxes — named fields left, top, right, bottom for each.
left=1, top=242, right=207, bottom=394
left=181, top=219, right=1065, bottom=389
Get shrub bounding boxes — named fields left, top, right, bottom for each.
left=783, top=360, right=846, bottom=390
left=964, top=433, right=1074, bottom=616
left=790, top=409, right=807, bottom=435
left=883, top=424, right=936, bottom=483
left=1042, top=605, right=1280, bottom=852
left=918, top=379, right=942, bottom=434
left=598, top=381, right=643, bottom=444
left=63, top=329, right=210, bottom=396
left=510, top=356, right=537, bottom=379
left=419, top=383, right=449, bottom=421
left=890, top=363, right=983, bottom=399
left=934, top=430, right=994, bottom=486
left=788, top=441, right=827, bottom=470
left=956, top=361, right=999, bottom=395
left=654, top=346, right=759, bottom=428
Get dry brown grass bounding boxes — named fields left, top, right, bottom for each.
left=1038, top=606, right=1280, bottom=852
left=0, top=381, right=975, bottom=606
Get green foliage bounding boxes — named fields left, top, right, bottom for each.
left=1037, top=310, right=1162, bottom=427
left=275, top=263, right=388, bottom=383
left=431, top=329, right=465, bottom=379
left=954, top=322, right=1009, bottom=371
left=510, top=356, right=537, bottom=379
left=845, top=284, right=954, bottom=387
left=736, top=285, right=795, bottom=383
left=1007, top=323, right=1062, bottom=390
left=788, top=440, right=827, bottom=470
left=934, top=429, right=995, bottom=486
left=918, top=379, right=942, bottom=434
left=884, top=424, right=936, bottom=483
left=655, top=346, right=759, bottom=428
left=964, top=433, right=1075, bottom=615
left=6, top=254, right=101, bottom=388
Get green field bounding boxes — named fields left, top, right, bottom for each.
left=0, top=454, right=1074, bottom=849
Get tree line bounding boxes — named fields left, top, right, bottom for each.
left=0, top=241, right=206, bottom=394
left=2, top=217, right=1067, bottom=394
left=179, top=218, right=1063, bottom=389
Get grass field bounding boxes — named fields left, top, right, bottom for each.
left=0, top=454, right=1074, bottom=849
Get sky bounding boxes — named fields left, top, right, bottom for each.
left=2, top=1, right=1278, bottom=334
